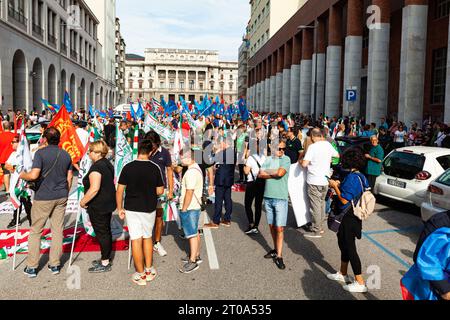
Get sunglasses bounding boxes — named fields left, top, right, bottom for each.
left=278, top=147, right=286, bottom=151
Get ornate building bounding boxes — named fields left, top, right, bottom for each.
left=115, top=17, right=125, bottom=104
left=125, top=48, right=238, bottom=104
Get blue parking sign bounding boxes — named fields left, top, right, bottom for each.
left=346, top=90, right=357, bottom=101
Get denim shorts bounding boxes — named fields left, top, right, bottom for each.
left=264, top=198, right=288, bottom=227
left=179, top=209, right=201, bottom=239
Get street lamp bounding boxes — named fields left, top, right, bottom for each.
left=298, top=22, right=318, bottom=123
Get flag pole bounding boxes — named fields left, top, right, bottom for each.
left=68, top=207, right=81, bottom=268
left=127, top=238, right=132, bottom=270
left=12, top=201, right=23, bottom=271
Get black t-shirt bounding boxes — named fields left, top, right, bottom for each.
left=104, top=124, right=116, bottom=146
left=150, top=147, right=172, bottom=187
left=285, top=137, right=302, bottom=164
left=118, top=160, right=164, bottom=213
left=83, top=158, right=116, bottom=213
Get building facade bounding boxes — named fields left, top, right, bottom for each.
left=84, top=0, right=117, bottom=107
left=0, top=0, right=106, bottom=113
left=125, top=48, right=238, bottom=104
left=115, top=17, right=125, bottom=104
left=247, top=0, right=450, bottom=125
left=248, top=0, right=308, bottom=58
left=238, top=35, right=250, bottom=98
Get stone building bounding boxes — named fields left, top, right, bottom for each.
left=115, top=17, right=125, bottom=104
left=125, top=48, right=238, bottom=104
left=0, top=0, right=120, bottom=113
left=238, top=34, right=250, bottom=99
left=247, top=0, right=450, bottom=125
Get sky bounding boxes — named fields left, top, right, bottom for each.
left=116, top=0, right=250, bottom=62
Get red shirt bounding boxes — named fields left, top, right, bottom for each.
left=181, top=122, right=190, bottom=138
left=0, top=131, right=15, bottom=164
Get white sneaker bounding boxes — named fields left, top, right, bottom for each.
left=145, top=266, right=157, bottom=282
left=343, top=281, right=368, bottom=293
left=153, top=242, right=167, bottom=257
left=132, top=273, right=147, bottom=286
left=327, top=272, right=352, bottom=283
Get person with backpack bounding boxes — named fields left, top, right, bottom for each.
left=243, top=133, right=266, bottom=235
left=326, top=148, right=371, bottom=293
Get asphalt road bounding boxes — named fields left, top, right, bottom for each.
left=0, top=189, right=422, bottom=300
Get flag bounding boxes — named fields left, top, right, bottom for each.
left=180, top=97, right=197, bottom=129
left=77, top=150, right=95, bottom=236
left=9, top=122, right=33, bottom=209
left=132, top=126, right=139, bottom=160
left=88, top=105, right=96, bottom=118
left=42, top=99, right=60, bottom=114
left=63, top=91, right=73, bottom=113
left=114, top=122, right=133, bottom=183
left=173, top=115, right=184, bottom=164
left=48, top=105, right=86, bottom=163
left=130, top=103, right=136, bottom=120
left=143, top=113, right=174, bottom=141
left=238, top=98, right=249, bottom=121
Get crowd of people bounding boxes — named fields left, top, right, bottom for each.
left=0, top=106, right=448, bottom=299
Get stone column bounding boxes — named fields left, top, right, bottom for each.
left=256, top=64, right=261, bottom=111
left=260, top=60, right=266, bottom=112
left=270, top=53, right=277, bottom=112
left=367, top=0, right=391, bottom=125
left=398, top=0, right=428, bottom=125
left=300, top=29, right=313, bottom=115
left=311, top=18, right=326, bottom=117
left=276, top=48, right=283, bottom=113
left=264, top=59, right=271, bottom=112
left=290, top=34, right=301, bottom=114
left=325, top=5, right=343, bottom=118
left=282, top=41, right=292, bottom=115
left=343, top=0, right=363, bottom=117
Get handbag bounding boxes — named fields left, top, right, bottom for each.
left=29, top=150, right=62, bottom=192
left=327, top=172, right=364, bottom=233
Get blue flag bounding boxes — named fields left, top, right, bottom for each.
left=89, top=105, right=96, bottom=118
left=130, top=103, right=136, bottom=120
left=136, top=101, right=144, bottom=119
left=63, top=91, right=73, bottom=113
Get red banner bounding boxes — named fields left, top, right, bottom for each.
left=48, top=105, right=86, bottom=163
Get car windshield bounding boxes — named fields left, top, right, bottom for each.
left=436, top=169, right=450, bottom=187
left=383, top=151, right=425, bottom=180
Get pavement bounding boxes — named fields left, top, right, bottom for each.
left=0, top=187, right=423, bottom=300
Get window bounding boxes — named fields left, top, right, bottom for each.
left=128, top=80, right=133, bottom=88
left=210, top=82, right=214, bottom=90
left=180, top=55, right=184, bottom=59
left=160, top=81, right=165, bottom=89
left=437, top=155, right=450, bottom=171
left=431, top=47, right=447, bottom=104
left=229, top=83, right=233, bottom=91
left=383, top=151, right=425, bottom=180
left=199, top=83, right=204, bottom=90
left=138, top=80, right=143, bottom=89
left=169, top=81, right=175, bottom=89
left=437, top=167, right=450, bottom=185
left=189, top=80, right=195, bottom=90
left=180, top=81, right=185, bottom=89
left=139, top=72, right=142, bottom=78
left=436, top=0, right=450, bottom=18
left=230, top=75, right=233, bottom=80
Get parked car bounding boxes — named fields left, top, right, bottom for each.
left=335, top=136, right=371, bottom=155
left=374, top=147, right=450, bottom=207
left=421, top=168, right=450, bottom=222
left=25, top=122, right=48, bottom=145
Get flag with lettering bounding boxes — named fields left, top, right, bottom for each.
left=9, top=122, right=33, bottom=209
left=48, top=105, right=86, bottom=163
left=114, top=122, right=133, bottom=183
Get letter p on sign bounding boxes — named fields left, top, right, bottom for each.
left=346, top=90, right=357, bottom=102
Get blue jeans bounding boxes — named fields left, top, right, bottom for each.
left=213, top=185, right=232, bottom=224
left=179, top=210, right=201, bottom=239
left=264, top=198, right=288, bottom=227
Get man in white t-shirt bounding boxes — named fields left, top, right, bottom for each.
left=179, top=149, right=204, bottom=274
left=75, top=122, right=89, bottom=147
left=302, top=128, right=340, bottom=238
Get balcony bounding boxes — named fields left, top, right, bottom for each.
left=32, top=23, right=44, bottom=41
left=60, top=42, right=68, bottom=55
left=48, top=34, right=57, bottom=49
left=70, top=49, right=78, bottom=61
left=8, top=6, right=27, bottom=31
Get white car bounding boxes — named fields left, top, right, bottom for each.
left=374, top=147, right=450, bottom=207
left=421, top=169, right=450, bottom=222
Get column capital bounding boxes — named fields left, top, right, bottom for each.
left=405, top=0, right=428, bottom=5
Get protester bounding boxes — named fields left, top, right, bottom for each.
left=327, top=148, right=370, bottom=293
left=258, top=140, right=290, bottom=270
left=145, top=130, right=173, bottom=257
left=80, top=141, right=116, bottom=273
left=179, top=148, right=204, bottom=273
left=235, top=124, right=248, bottom=183
left=285, top=126, right=302, bottom=164
left=365, top=136, right=384, bottom=190
left=204, top=136, right=235, bottom=229
left=243, top=135, right=266, bottom=235
left=116, top=140, right=164, bottom=286
left=393, top=124, right=407, bottom=149
left=302, top=129, right=340, bottom=238
left=0, top=121, right=16, bottom=192
left=20, top=127, right=73, bottom=278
